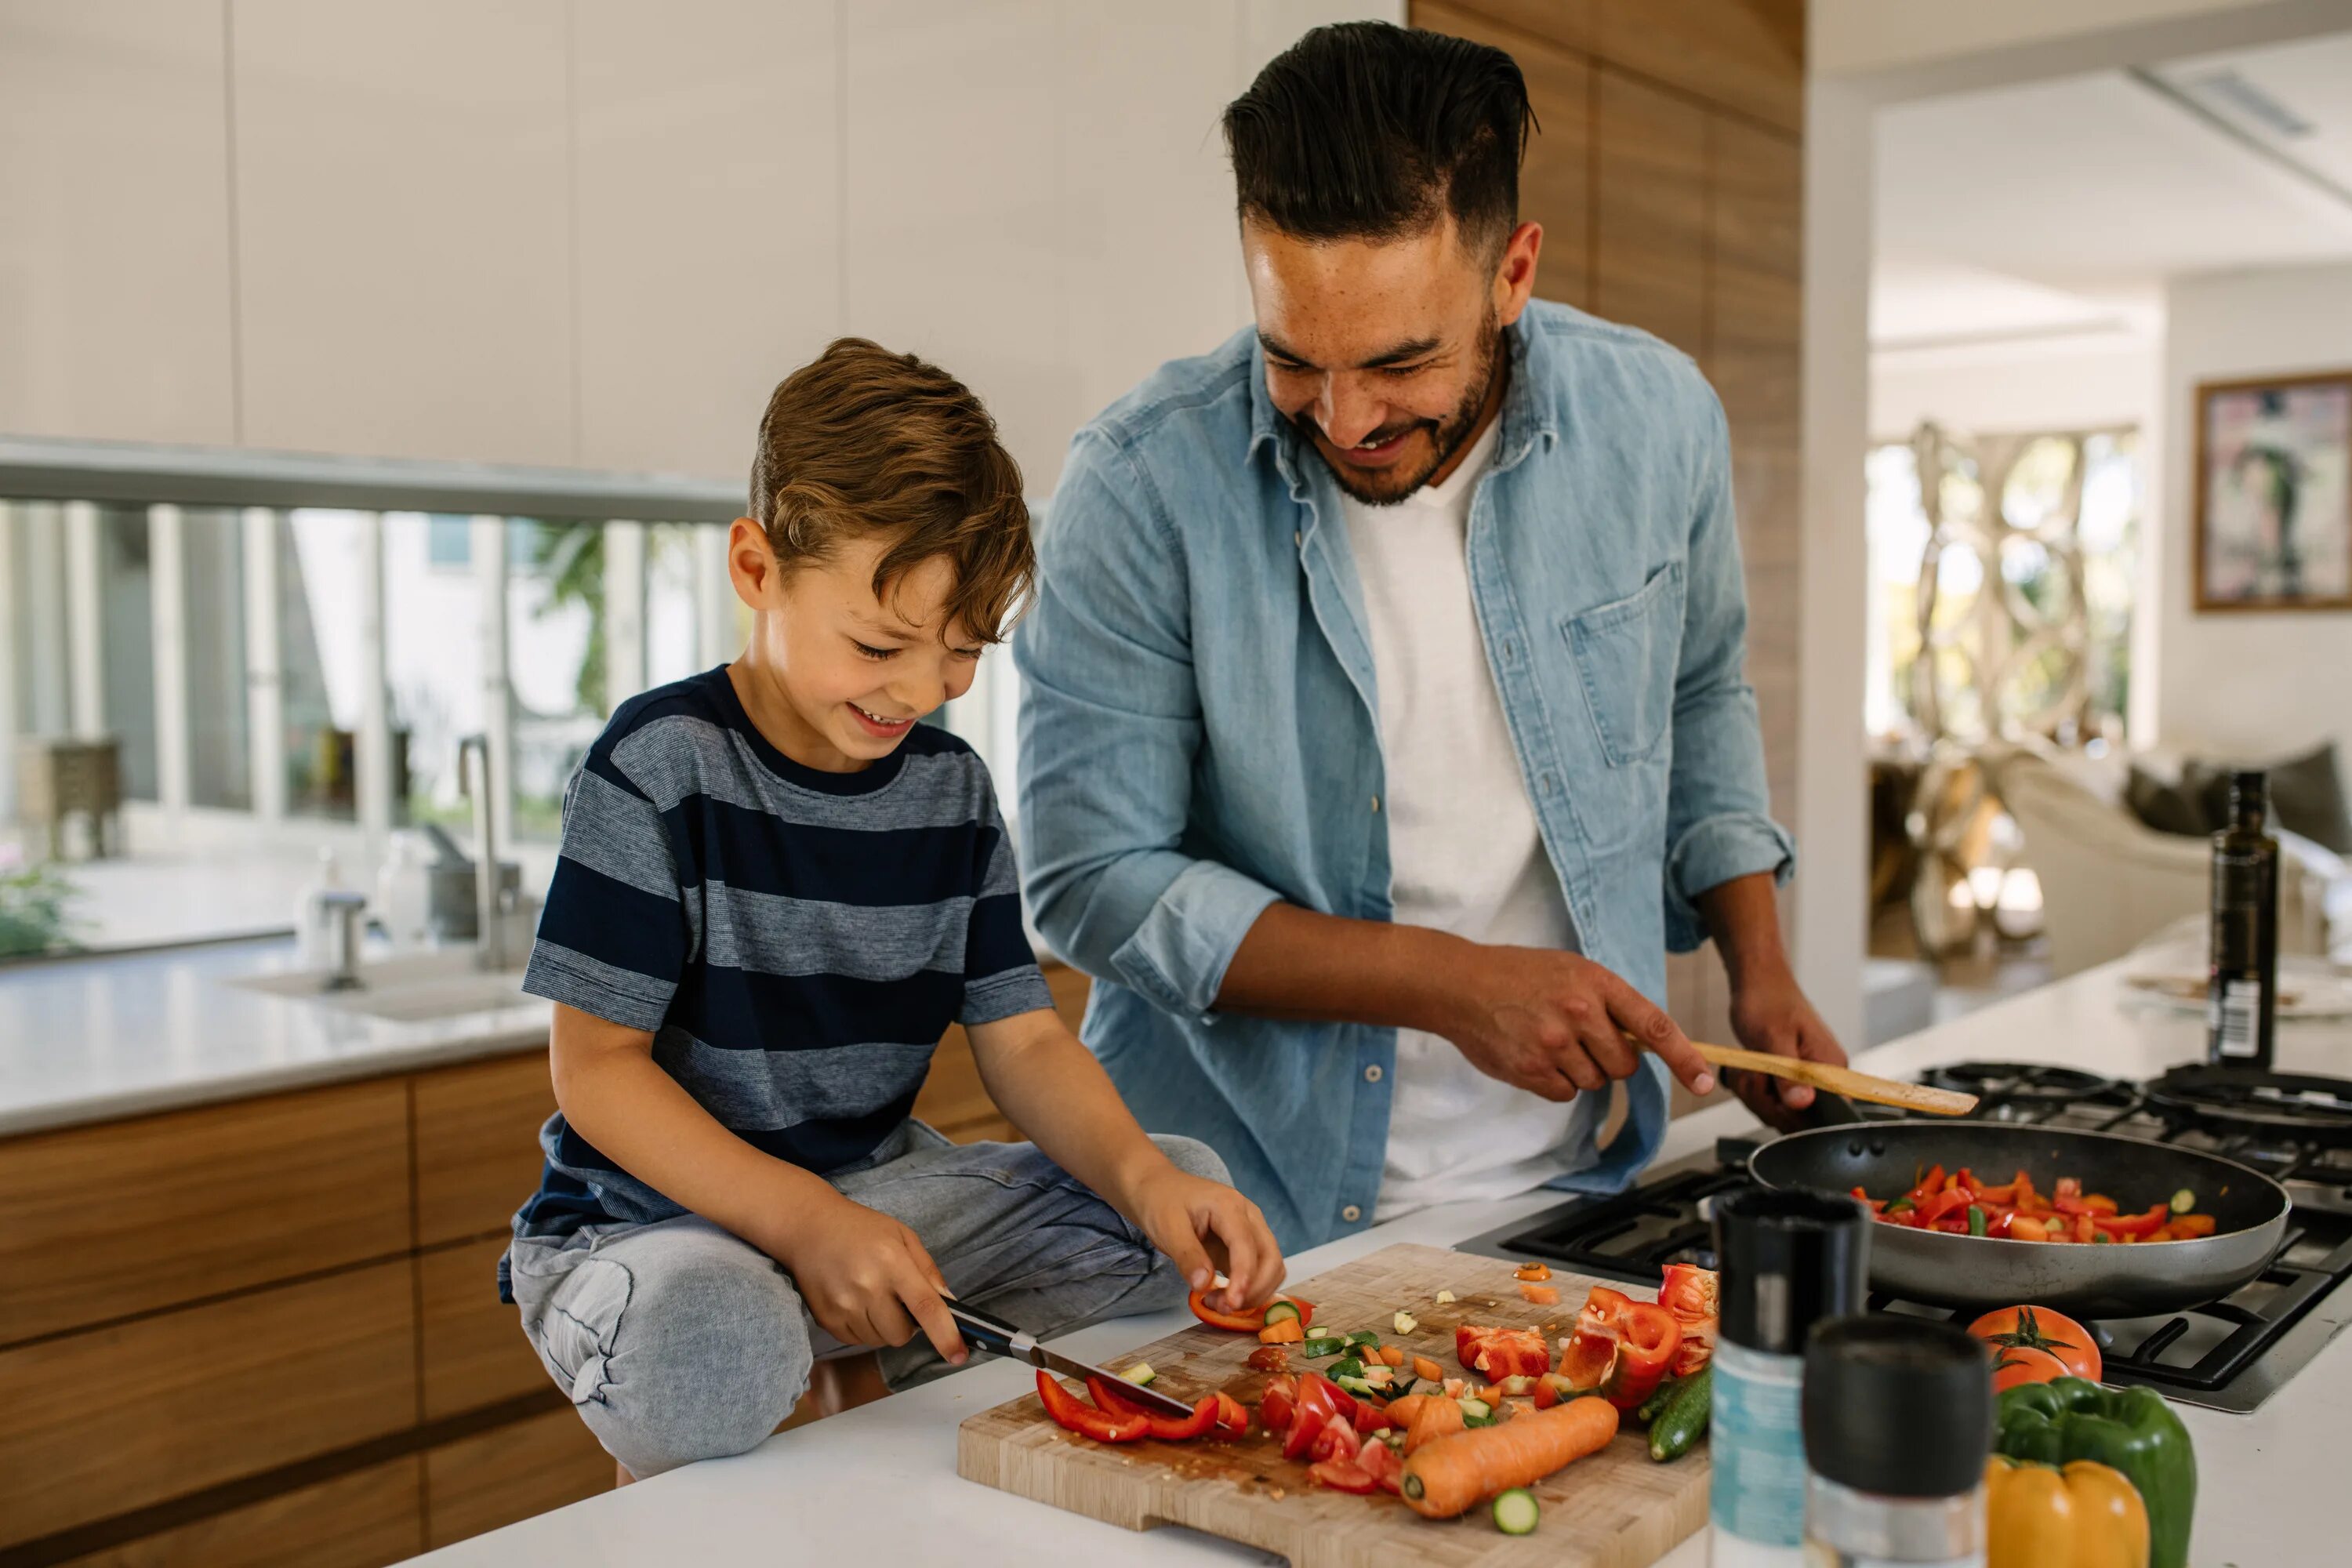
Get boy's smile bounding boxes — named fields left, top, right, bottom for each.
left=724, top=523, right=982, bottom=773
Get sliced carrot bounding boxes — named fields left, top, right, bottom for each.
left=1519, top=1282, right=1560, bottom=1305
left=1377, top=1345, right=1407, bottom=1368
left=1514, top=1261, right=1552, bottom=1282
left=1385, top=1393, right=1434, bottom=1428
left=1403, top=1394, right=1467, bottom=1455
left=1400, top=1396, right=1619, bottom=1518
left=1258, top=1316, right=1305, bottom=1345
left=1412, top=1355, right=1444, bottom=1384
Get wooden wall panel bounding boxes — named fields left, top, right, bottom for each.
left=59, top=1458, right=424, bottom=1568
left=1423, top=0, right=1592, bottom=51
left=1594, top=0, right=1804, bottom=134
left=419, top=1236, right=547, bottom=1421
left=413, top=1051, right=557, bottom=1246
left=0, top=1260, right=419, bottom=1548
left=423, top=1406, right=612, bottom=1551
left=0, top=1079, right=412, bottom=1345
left=1414, top=2, right=1592, bottom=310
left=1594, top=70, right=1708, bottom=358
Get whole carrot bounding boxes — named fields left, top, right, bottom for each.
left=1402, top=1394, right=1466, bottom=1455
left=1400, top=1397, right=1619, bottom=1518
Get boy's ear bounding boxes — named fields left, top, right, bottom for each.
left=726, top=517, right=776, bottom=605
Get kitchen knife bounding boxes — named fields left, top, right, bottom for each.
left=944, top=1299, right=1198, bottom=1419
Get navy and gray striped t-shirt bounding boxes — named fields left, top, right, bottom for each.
left=510, top=664, right=1052, bottom=1246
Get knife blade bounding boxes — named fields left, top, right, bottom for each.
left=944, top=1299, right=1198, bottom=1419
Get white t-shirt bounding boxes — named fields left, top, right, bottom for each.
left=1336, top=418, right=1598, bottom=1222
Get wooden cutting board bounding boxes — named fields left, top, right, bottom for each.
left=957, top=1243, right=1708, bottom=1567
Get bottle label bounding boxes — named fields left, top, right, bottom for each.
left=2209, top=978, right=2262, bottom=1059
left=1711, top=1340, right=1808, bottom=1548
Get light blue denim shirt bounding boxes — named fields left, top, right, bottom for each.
left=1014, top=299, right=1793, bottom=1252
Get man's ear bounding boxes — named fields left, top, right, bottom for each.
left=1492, top=220, right=1543, bottom=326
left=726, top=517, right=775, bottom=606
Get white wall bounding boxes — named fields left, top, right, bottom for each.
left=2155, top=261, right=2352, bottom=764
left=1870, top=335, right=2158, bottom=440
left=1813, top=0, right=2281, bottom=78
left=0, top=0, right=1399, bottom=493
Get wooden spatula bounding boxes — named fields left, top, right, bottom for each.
left=1690, top=1040, right=1976, bottom=1116
left=1644, top=1036, right=1977, bottom=1116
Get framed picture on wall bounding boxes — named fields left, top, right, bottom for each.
left=2194, top=369, right=2352, bottom=612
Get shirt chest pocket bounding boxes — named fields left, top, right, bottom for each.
left=1561, top=561, right=1685, bottom=769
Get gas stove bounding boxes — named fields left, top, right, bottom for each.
left=1457, top=1062, right=2352, bottom=1412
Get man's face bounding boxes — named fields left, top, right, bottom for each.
left=1242, top=213, right=1540, bottom=504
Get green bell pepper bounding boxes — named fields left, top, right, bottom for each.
left=1994, top=1377, right=2195, bottom=1568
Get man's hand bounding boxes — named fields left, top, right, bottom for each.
left=761, top=1190, right=968, bottom=1366
left=1432, top=946, right=1718, bottom=1102
left=1120, top=1163, right=1285, bottom=1317
left=1724, top=968, right=1847, bottom=1132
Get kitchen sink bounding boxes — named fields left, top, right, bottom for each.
left=230, top=948, right=536, bottom=1022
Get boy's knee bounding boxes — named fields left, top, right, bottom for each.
left=1151, top=1133, right=1230, bottom=1188
left=589, top=1246, right=811, bottom=1476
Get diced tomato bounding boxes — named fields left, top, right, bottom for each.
left=1281, top=1406, right=1326, bottom=1460
left=1308, top=1415, right=1361, bottom=1465
left=1352, top=1396, right=1394, bottom=1433
left=1357, top=1435, right=1406, bottom=1495
left=1308, top=1457, right=1380, bottom=1494
left=1258, top=1373, right=1298, bottom=1434
left=1246, top=1345, right=1290, bottom=1373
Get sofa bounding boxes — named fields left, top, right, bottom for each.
left=1991, top=742, right=2352, bottom=978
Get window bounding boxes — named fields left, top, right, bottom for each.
left=97, top=506, right=158, bottom=802
left=278, top=510, right=371, bottom=821
left=383, top=514, right=485, bottom=829
left=182, top=508, right=250, bottom=810
left=506, top=520, right=607, bottom=842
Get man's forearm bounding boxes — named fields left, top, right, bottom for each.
left=1693, top=872, right=1792, bottom=989
left=1213, top=902, right=1463, bottom=1031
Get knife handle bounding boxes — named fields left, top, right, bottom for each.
left=944, top=1300, right=1029, bottom=1357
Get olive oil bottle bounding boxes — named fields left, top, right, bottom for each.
left=2207, top=769, right=2278, bottom=1069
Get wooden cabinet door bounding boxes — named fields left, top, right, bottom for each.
left=419, top=1235, right=550, bottom=1421
left=58, top=1458, right=423, bottom=1568
left=413, top=1051, right=557, bottom=1247
left=0, top=1259, right=419, bottom=1548
left=0, top=1078, right=412, bottom=1345
left=423, top=1407, right=611, bottom=1551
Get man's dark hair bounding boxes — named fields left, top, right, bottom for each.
left=1221, top=21, right=1533, bottom=256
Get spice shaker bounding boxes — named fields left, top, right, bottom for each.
left=1802, top=1316, right=1992, bottom=1566
left=1709, top=1187, right=1870, bottom=1567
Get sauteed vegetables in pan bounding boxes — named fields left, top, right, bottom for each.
left=1853, top=1165, right=2222, bottom=1243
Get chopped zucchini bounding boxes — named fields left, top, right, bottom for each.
left=1300, top=1335, right=1348, bottom=1359
left=1335, top=1374, right=1376, bottom=1397
left=1120, top=1362, right=1156, bottom=1385
left=2172, top=1188, right=2196, bottom=1214
left=1457, top=1397, right=1493, bottom=1422
left=1491, top=1488, right=1540, bottom=1536
left=1261, top=1299, right=1302, bottom=1327
left=1346, top=1330, right=1382, bottom=1348
left=1327, top=1357, right=1366, bottom=1380
left=1363, top=1365, right=1396, bottom=1386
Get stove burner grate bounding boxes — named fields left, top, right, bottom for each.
left=1920, top=1061, right=2129, bottom=1108
left=2145, top=1065, right=2352, bottom=1146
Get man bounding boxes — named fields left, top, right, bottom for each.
left=1014, top=22, right=1844, bottom=1252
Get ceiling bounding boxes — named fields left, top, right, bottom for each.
left=1871, top=28, right=2352, bottom=350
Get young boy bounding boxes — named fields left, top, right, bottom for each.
left=502, top=339, right=1282, bottom=1479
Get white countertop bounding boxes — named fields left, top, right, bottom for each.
left=405, top=959, right=2352, bottom=1568
left=0, top=939, right=550, bottom=1137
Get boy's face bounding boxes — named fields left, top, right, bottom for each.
left=1242, top=212, right=1541, bottom=504
left=728, top=521, right=983, bottom=771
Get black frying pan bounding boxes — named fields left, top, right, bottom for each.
left=1746, top=1118, right=2289, bottom=1317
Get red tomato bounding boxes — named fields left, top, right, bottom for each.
left=1990, top=1344, right=2071, bottom=1394
left=1258, top=1373, right=1298, bottom=1434
left=1968, top=1307, right=2102, bottom=1383
left=1246, top=1345, right=1290, bottom=1373
left=1308, top=1457, right=1380, bottom=1494
left=1308, top=1415, right=1361, bottom=1465
left=1357, top=1436, right=1406, bottom=1494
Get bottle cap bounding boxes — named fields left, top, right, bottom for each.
left=2229, top=770, right=2268, bottom=812
left=1802, top=1316, right=1991, bottom=1497
left=1712, top=1185, right=1868, bottom=1355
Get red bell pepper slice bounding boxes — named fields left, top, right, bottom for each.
left=1912, top=1188, right=1972, bottom=1226
left=2098, top=1203, right=2172, bottom=1238
left=1559, top=1319, right=1621, bottom=1392
left=1600, top=1301, right=1682, bottom=1411
left=1087, top=1377, right=1219, bottom=1441
left=1911, top=1164, right=1947, bottom=1203
left=1036, top=1370, right=1149, bottom=1443
left=1455, top=1325, right=1552, bottom=1380
left=1210, top=1392, right=1250, bottom=1439
left=1308, top=1456, right=1380, bottom=1494
left=1187, top=1287, right=1261, bottom=1333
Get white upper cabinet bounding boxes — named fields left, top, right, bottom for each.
left=572, top=0, right=842, bottom=485
left=0, top=1, right=237, bottom=446
left=229, top=0, right=575, bottom=466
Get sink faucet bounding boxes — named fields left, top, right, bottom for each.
left=456, top=734, right=506, bottom=971
left=315, top=887, right=369, bottom=991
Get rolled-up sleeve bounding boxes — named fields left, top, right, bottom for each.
left=1014, top=429, right=1280, bottom=1019
left=1661, top=388, right=1795, bottom=953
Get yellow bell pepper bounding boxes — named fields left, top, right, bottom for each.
left=1986, top=1455, right=2151, bottom=1568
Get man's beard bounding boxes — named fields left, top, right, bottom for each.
left=1298, top=312, right=1504, bottom=506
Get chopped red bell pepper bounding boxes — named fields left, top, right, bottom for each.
left=1598, top=1299, right=1682, bottom=1410
left=1308, top=1456, right=1380, bottom=1494
left=1558, top=1318, right=1621, bottom=1392
left=1658, top=1264, right=1721, bottom=1377
left=1211, top=1392, right=1250, bottom=1439
left=1912, top=1188, right=1973, bottom=1226
left=2097, top=1203, right=2172, bottom=1238
left=1087, top=1377, right=1219, bottom=1441
left=1187, top=1287, right=1261, bottom=1333
left=1036, top=1370, right=1149, bottom=1443
left=1455, top=1324, right=1552, bottom=1380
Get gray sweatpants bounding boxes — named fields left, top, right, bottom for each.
left=505, top=1120, right=1226, bottom=1477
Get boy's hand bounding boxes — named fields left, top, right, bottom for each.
left=1124, top=1165, right=1284, bottom=1317
left=764, top=1192, right=968, bottom=1366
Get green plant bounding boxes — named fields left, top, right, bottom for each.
left=0, top=857, right=85, bottom=958
left=524, top=521, right=606, bottom=716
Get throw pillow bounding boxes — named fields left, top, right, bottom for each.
left=2267, top=742, right=2352, bottom=855
left=2125, top=762, right=2222, bottom=837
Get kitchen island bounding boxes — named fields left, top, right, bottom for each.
left=405, top=956, right=2352, bottom=1568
